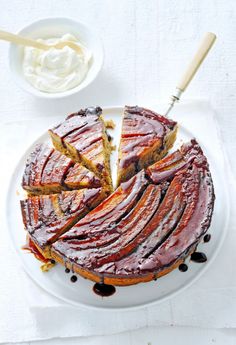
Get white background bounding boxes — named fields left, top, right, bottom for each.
left=1, top=0, right=236, bottom=344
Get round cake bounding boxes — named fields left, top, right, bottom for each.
left=20, top=106, right=215, bottom=287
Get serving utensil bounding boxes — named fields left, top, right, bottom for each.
left=0, top=29, right=83, bottom=54
left=165, top=32, right=216, bottom=116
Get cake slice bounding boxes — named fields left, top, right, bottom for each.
left=20, top=188, right=105, bottom=258
left=117, top=106, right=177, bottom=185
left=22, top=143, right=101, bottom=195
left=48, top=107, right=113, bottom=192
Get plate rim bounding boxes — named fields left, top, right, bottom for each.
left=5, top=105, right=231, bottom=311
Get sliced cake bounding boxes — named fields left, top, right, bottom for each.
left=48, top=107, right=113, bottom=192
left=117, top=106, right=178, bottom=185
left=22, top=143, right=101, bottom=195
left=20, top=188, right=105, bottom=258
left=51, top=140, right=214, bottom=286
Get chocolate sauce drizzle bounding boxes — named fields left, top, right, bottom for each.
left=190, top=252, right=207, bottom=263
left=178, top=263, right=188, bottom=272
left=70, top=275, right=77, bottom=283
left=204, top=234, right=211, bottom=243
left=93, top=283, right=116, bottom=297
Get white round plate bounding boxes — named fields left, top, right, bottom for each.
left=6, top=106, right=230, bottom=310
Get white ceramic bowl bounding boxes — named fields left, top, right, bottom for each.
left=9, top=17, right=104, bottom=99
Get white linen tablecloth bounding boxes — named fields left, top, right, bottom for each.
left=0, top=101, right=235, bottom=343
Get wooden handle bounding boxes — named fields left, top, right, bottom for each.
left=0, top=29, right=48, bottom=50
left=177, top=32, right=216, bottom=92
left=0, top=29, right=83, bottom=54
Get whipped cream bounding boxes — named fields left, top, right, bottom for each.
left=22, top=34, right=92, bottom=93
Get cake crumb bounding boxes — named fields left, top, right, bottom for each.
left=105, top=120, right=115, bottom=129
left=16, top=190, right=20, bottom=196
left=41, top=261, right=55, bottom=272
left=111, top=144, right=116, bottom=151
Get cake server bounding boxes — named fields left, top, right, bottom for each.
left=165, top=32, right=216, bottom=116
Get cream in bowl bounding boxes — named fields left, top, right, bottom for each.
left=9, top=17, right=103, bottom=99
left=22, top=34, right=92, bottom=93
